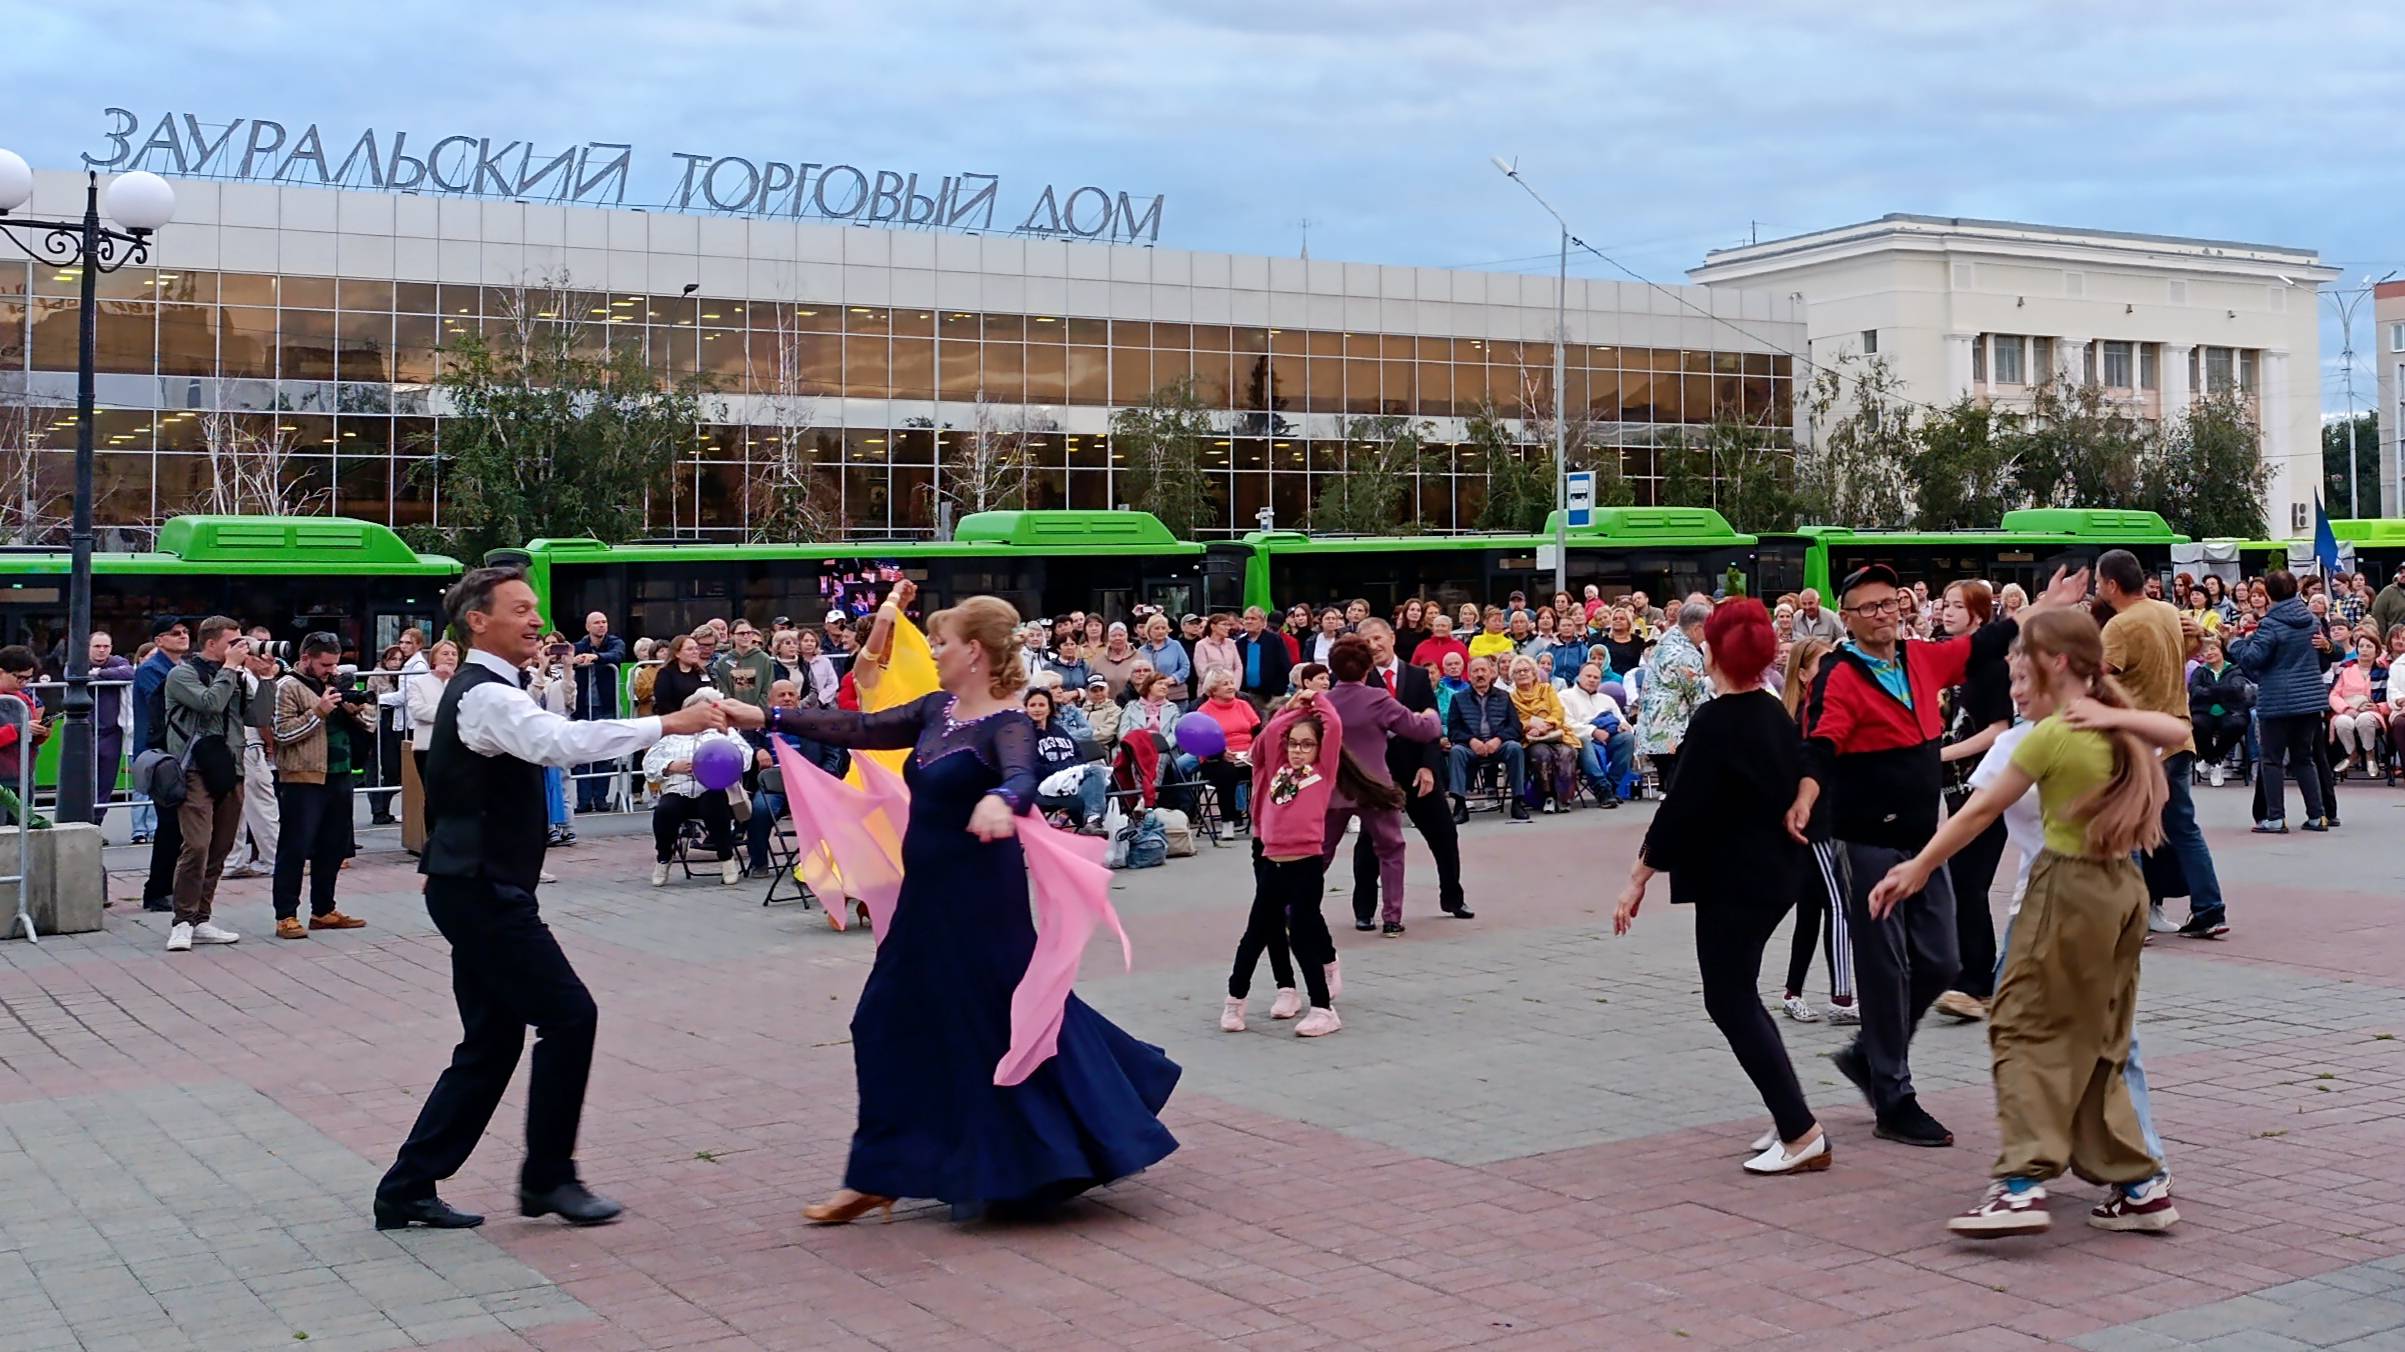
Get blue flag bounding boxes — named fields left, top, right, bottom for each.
left=2313, top=496, right=2341, bottom=580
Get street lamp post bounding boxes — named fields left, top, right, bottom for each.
left=2326, top=270, right=2397, bottom=520
left=0, top=153, right=175, bottom=824
left=1490, top=156, right=1571, bottom=601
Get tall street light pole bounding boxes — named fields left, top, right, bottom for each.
left=2327, top=270, right=2397, bottom=520
left=1491, top=156, right=1570, bottom=601
left=0, top=154, right=176, bottom=823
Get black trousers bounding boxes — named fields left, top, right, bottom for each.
left=1942, top=797, right=2009, bottom=1001
left=2255, top=712, right=2329, bottom=823
left=370, top=718, right=401, bottom=820
left=271, top=780, right=349, bottom=920
left=1353, top=777, right=1463, bottom=921
left=380, top=878, right=597, bottom=1201
left=141, top=800, right=184, bottom=906
left=1837, top=839, right=1959, bottom=1115
left=2193, top=711, right=2247, bottom=766
left=1695, top=897, right=1815, bottom=1144
left=652, top=792, right=733, bottom=862
left=1232, top=849, right=1334, bottom=1008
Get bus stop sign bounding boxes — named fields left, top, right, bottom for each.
left=1565, top=470, right=1596, bottom=528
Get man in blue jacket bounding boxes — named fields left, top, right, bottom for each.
left=2225, top=569, right=2334, bottom=832
left=569, top=611, right=628, bottom=813
left=1446, top=655, right=1529, bottom=824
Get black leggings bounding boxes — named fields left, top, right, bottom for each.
left=652, top=792, right=734, bottom=863
left=1231, top=850, right=1333, bottom=1009
left=1697, top=896, right=1815, bottom=1144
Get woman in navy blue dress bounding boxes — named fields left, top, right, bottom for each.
left=747, top=595, right=1179, bottom=1222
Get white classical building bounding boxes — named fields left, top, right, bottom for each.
left=1690, top=214, right=2337, bottom=535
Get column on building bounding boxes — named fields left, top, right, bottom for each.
left=1941, top=332, right=1976, bottom=400
left=2162, top=343, right=2193, bottom=416
left=2261, top=349, right=2293, bottom=535
left=2056, top=336, right=2089, bottom=388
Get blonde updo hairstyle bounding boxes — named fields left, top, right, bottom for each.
left=932, top=595, right=1027, bottom=698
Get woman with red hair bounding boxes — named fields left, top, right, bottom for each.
left=1614, top=598, right=1828, bottom=1175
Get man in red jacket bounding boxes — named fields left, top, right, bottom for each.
left=1788, top=562, right=2084, bottom=1149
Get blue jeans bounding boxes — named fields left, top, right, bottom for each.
left=131, top=794, right=155, bottom=837
left=2156, top=753, right=2224, bottom=919
left=1995, top=914, right=2167, bottom=1183
left=1578, top=730, right=1635, bottom=794
left=746, top=790, right=786, bottom=871
left=1038, top=767, right=1107, bottom=824
left=1448, top=741, right=1525, bottom=798
left=543, top=766, right=569, bottom=828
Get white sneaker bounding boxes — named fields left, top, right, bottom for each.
left=190, top=922, right=239, bottom=945
left=1218, top=996, right=1246, bottom=1033
left=1324, top=958, right=1342, bottom=1002
left=650, top=862, right=670, bottom=887
left=1782, top=995, right=1820, bottom=1022
left=721, top=858, right=742, bottom=886
left=1743, top=1132, right=1830, bottom=1175
left=1268, top=987, right=1303, bottom=1020
left=166, top=921, right=193, bottom=952
left=1295, top=1007, right=1342, bottom=1037
left=2147, top=904, right=2179, bottom=935
left=1825, top=1001, right=1860, bottom=1025
left=538, top=869, right=559, bottom=884
left=2208, top=763, right=2226, bottom=788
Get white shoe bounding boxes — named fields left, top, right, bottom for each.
left=2208, top=764, right=2225, bottom=788
left=2147, top=904, right=2179, bottom=935
left=1219, top=996, right=1246, bottom=1032
left=1268, top=987, right=1303, bottom=1020
left=1743, top=1132, right=1830, bottom=1175
left=1825, top=1001, right=1860, bottom=1025
left=1295, top=1007, right=1342, bottom=1037
left=166, top=922, right=193, bottom=952
left=538, top=869, right=559, bottom=884
left=1782, top=995, right=1820, bottom=1022
left=650, top=862, right=670, bottom=887
left=222, top=864, right=265, bottom=880
left=1541, top=801, right=1557, bottom=815
left=721, top=858, right=742, bottom=886
left=1749, top=1125, right=1780, bottom=1154
left=1324, top=958, right=1342, bottom=1002
left=190, top=922, right=240, bottom=945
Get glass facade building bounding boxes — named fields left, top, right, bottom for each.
left=0, top=170, right=1802, bottom=541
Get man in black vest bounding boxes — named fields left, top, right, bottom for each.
left=374, top=568, right=728, bottom=1231
left=1351, top=618, right=1470, bottom=926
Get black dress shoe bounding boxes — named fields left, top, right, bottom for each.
left=1450, top=797, right=1469, bottom=825
left=1829, top=1043, right=1875, bottom=1110
left=1507, top=803, right=1531, bottom=823
left=1353, top=919, right=1376, bottom=932
left=1442, top=903, right=1476, bottom=920
left=519, top=1182, right=624, bottom=1226
left=142, top=899, right=173, bottom=913
left=373, top=1195, right=485, bottom=1230
left=1873, top=1096, right=1954, bottom=1148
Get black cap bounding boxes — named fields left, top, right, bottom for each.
left=149, top=614, right=188, bottom=638
left=1837, top=563, right=1902, bottom=600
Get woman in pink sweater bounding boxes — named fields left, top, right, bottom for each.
left=1222, top=692, right=1388, bottom=1037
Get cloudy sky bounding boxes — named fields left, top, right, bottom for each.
left=11, top=1, right=2402, bottom=410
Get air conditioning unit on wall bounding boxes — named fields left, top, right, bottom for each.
left=2291, top=502, right=2311, bottom=534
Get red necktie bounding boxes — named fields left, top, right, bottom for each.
left=1384, top=668, right=1397, bottom=695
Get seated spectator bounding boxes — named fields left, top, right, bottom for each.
left=1507, top=654, right=1579, bottom=813
left=1467, top=606, right=1516, bottom=662
left=740, top=680, right=807, bottom=876
left=1434, top=651, right=1469, bottom=721
left=1291, top=662, right=1332, bottom=695
left=1411, top=613, right=1469, bottom=673
left=2180, top=584, right=2222, bottom=637
left=1599, top=606, right=1646, bottom=675
left=1190, top=668, right=1262, bottom=828
left=2328, top=636, right=2380, bottom=775
left=2187, top=637, right=2251, bottom=786
left=1445, top=655, right=1528, bottom=823
left=1027, top=687, right=1107, bottom=830
left=1560, top=660, right=1633, bottom=807
left=1116, top=659, right=1155, bottom=707
left=2380, top=624, right=2405, bottom=774
left=1192, top=613, right=1241, bottom=690
left=1081, top=674, right=1122, bottom=748
left=642, top=689, right=739, bottom=887
left=1121, top=672, right=1181, bottom=740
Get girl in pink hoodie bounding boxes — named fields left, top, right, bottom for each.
left=1222, top=691, right=1370, bottom=1037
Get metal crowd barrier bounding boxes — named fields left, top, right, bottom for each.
left=0, top=692, right=36, bottom=943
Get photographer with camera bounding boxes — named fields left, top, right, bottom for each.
left=163, top=616, right=253, bottom=951
left=269, top=632, right=373, bottom=939
left=528, top=634, right=579, bottom=847
left=222, top=625, right=284, bottom=880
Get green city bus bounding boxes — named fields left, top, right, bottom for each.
left=1200, top=507, right=1759, bottom=617
left=2330, top=519, right=2405, bottom=581
left=490, top=510, right=1209, bottom=641
left=1752, top=509, right=2186, bottom=600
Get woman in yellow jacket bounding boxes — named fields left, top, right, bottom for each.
left=1507, top=655, right=1581, bottom=813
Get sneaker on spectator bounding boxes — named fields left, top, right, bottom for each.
left=2208, top=763, right=2225, bottom=788
left=721, top=858, right=742, bottom=886
left=1825, top=1000, right=1860, bottom=1025
left=539, top=869, right=559, bottom=884
left=2146, top=904, right=2179, bottom=934
left=166, top=922, right=192, bottom=952
left=2251, top=820, right=2287, bottom=834
left=1781, top=995, right=1819, bottom=1022
left=1948, top=1179, right=2049, bottom=1237
left=2088, top=1175, right=2178, bottom=1232
left=2177, top=910, right=2229, bottom=940
left=1269, top=988, right=1302, bottom=1020
left=1294, top=1008, right=1342, bottom=1038
left=1218, top=996, right=1246, bottom=1033
left=190, top=922, right=240, bottom=945
left=650, top=862, right=670, bottom=887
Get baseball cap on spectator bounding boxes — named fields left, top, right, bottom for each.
left=1837, top=562, right=1902, bottom=600
left=149, top=614, right=189, bottom=638
left=1180, top=613, right=1199, bottom=625
left=824, top=608, right=846, bottom=625
left=1085, top=674, right=1109, bottom=690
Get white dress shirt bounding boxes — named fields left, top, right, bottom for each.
left=453, top=649, right=662, bottom=768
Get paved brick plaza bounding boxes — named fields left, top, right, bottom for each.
left=0, top=785, right=2400, bottom=1352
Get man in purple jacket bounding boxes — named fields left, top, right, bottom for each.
left=1316, top=636, right=1440, bottom=936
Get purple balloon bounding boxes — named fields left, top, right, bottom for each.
left=693, top=735, right=746, bottom=792
left=1173, top=711, right=1227, bottom=759
left=1600, top=681, right=1628, bottom=708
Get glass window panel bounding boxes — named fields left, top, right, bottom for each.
left=700, top=328, right=748, bottom=384
left=29, top=298, right=76, bottom=368
left=1711, top=372, right=1742, bottom=419
left=891, top=337, right=935, bottom=401
left=1454, top=361, right=1492, bottom=413
left=2140, top=343, right=2159, bottom=390
left=1343, top=357, right=1379, bottom=414
left=1233, top=327, right=1270, bottom=355
left=145, top=269, right=212, bottom=304
left=786, top=303, right=835, bottom=333
left=1065, top=317, right=1107, bottom=345
left=983, top=313, right=1025, bottom=341
left=1416, top=361, right=1451, bottom=417
left=1151, top=348, right=1193, bottom=395
left=212, top=273, right=273, bottom=307
left=1068, top=467, right=1110, bottom=511
left=1620, top=367, right=1658, bottom=420
left=892, top=308, right=934, bottom=339
left=391, top=281, right=437, bottom=313
left=1305, top=357, right=1343, bottom=413
left=981, top=341, right=1024, bottom=402
left=337, top=310, right=392, bottom=383
left=1027, top=315, right=1066, bottom=344
left=336, top=279, right=393, bottom=312
left=1025, top=342, right=1067, bottom=403
left=1110, top=320, right=1149, bottom=347
left=939, top=310, right=979, bottom=338
left=277, top=307, right=336, bottom=381
left=157, top=303, right=216, bottom=377
left=1306, top=331, right=1341, bottom=359
left=843, top=465, right=889, bottom=532
left=1190, top=324, right=1230, bottom=352
left=1269, top=327, right=1303, bottom=356
left=938, top=336, right=981, bottom=399
left=278, top=276, right=335, bottom=310
left=1150, top=322, right=1189, bottom=349
left=1109, top=347, right=1150, bottom=405
left=891, top=428, right=935, bottom=465
left=1066, top=346, right=1109, bottom=405
left=94, top=302, right=156, bottom=376
left=2101, top=340, right=2133, bottom=389
left=0, top=261, right=26, bottom=295
left=745, top=302, right=792, bottom=334
left=1190, top=350, right=1232, bottom=407
left=1268, top=354, right=1303, bottom=412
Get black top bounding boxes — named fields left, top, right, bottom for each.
left=1639, top=690, right=1807, bottom=908
left=419, top=663, right=551, bottom=893
left=1943, top=645, right=2013, bottom=795
left=1601, top=635, right=1647, bottom=676
left=652, top=664, right=715, bottom=718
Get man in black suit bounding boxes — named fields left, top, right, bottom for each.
left=1351, top=618, right=1469, bottom=927
left=1232, top=604, right=1292, bottom=705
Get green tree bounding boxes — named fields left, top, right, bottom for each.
left=1110, top=376, right=1215, bottom=537
left=419, top=284, right=699, bottom=562
left=1658, top=416, right=1801, bottom=531
left=1797, top=353, right=1916, bottom=528
left=1463, top=404, right=1553, bottom=532
left=2005, top=380, right=2149, bottom=512
left=1911, top=397, right=2025, bottom=530
left=1312, top=415, right=1433, bottom=534
left=2322, top=410, right=2380, bottom=518
left=2141, top=389, right=2271, bottom=539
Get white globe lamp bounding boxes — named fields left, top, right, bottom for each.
left=102, top=170, right=175, bottom=233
